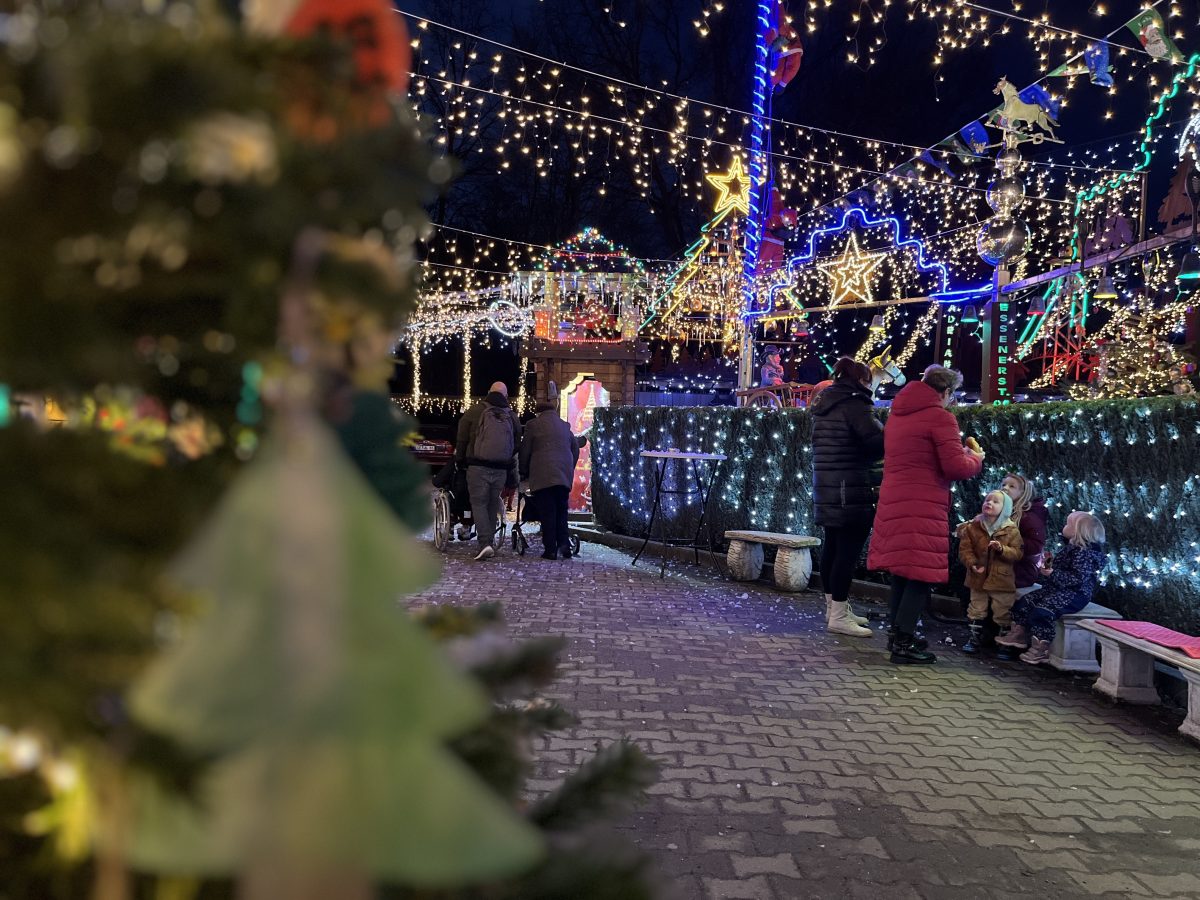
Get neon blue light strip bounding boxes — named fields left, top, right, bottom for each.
left=740, top=0, right=772, bottom=319
left=759, top=207, right=973, bottom=314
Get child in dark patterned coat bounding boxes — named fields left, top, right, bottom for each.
left=996, top=511, right=1107, bottom=664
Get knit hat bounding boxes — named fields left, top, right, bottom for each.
left=977, top=490, right=1014, bottom=536
left=536, top=380, right=559, bottom=413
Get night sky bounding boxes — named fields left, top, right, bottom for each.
left=398, top=0, right=1200, bottom=407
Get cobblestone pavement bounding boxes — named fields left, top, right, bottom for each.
left=409, top=536, right=1200, bottom=900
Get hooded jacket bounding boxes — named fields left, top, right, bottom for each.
left=455, top=391, right=521, bottom=472
left=866, top=380, right=982, bottom=583
left=1013, top=497, right=1048, bottom=589
left=957, top=495, right=1024, bottom=593
left=810, top=380, right=884, bottom=529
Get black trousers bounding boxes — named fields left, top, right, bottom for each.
left=889, top=575, right=932, bottom=635
left=820, top=522, right=873, bottom=604
left=535, top=485, right=570, bottom=556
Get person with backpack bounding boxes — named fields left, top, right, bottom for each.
left=456, top=381, right=521, bottom=560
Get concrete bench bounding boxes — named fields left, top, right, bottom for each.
left=725, top=530, right=821, bottom=592
left=1048, top=602, right=1122, bottom=674
left=1077, top=620, right=1200, bottom=743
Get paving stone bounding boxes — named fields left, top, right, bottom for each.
left=704, top=875, right=776, bottom=899
left=731, top=853, right=802, bottom=879
left=409, top=541, right=1200, bottom=900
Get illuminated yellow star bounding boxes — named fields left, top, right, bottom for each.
left=705, top=156, right=751, bottom=216
left=817, top=232, right=886, bottom=305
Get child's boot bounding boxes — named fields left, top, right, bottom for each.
left=1020, top=637, right=1051, bottom=664
left=962, top=619, right=985, bottom=655
left=827, top=601, right=872, bottom=637
left=995, top=622, right=1028, bottom=648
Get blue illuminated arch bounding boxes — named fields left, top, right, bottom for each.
left=760, top=207, right=987, bottom=314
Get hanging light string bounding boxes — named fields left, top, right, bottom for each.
left=958, top=1, right=1155, bottom=58
left=426, top=223, right=682, bottom=264
left=401, top=8, right=1136, bottom=177
left=790, top=0, right=1173, bottom=227
left=411, top=69, right=1078, bottom=206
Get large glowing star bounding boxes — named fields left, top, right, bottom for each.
left=706, top=157, right=751, bottom=216
left=817, top=232, right=886, bottom=305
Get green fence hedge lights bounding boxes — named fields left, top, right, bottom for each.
left=593, top=397, right=1200, bottom=633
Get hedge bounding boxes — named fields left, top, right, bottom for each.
left=592, top=397, right=1200, bottom=633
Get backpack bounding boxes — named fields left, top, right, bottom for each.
left=472, top=405, right=514, bottom=464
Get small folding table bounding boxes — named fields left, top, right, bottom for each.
left=632, top=449, right=726, bottom=577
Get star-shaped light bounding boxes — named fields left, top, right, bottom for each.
left=705, top=157, right=751, bottom=216
left=817, top=232, right=886, bottom=305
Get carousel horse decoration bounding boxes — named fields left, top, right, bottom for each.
left=812, top=346, right=905, bottom=397
left=987, top=77, right=1059, bottom=144
left=867, top=346, right=906, bottom=394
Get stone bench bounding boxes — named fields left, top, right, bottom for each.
left=1077, top=620, right=1200, bottom=743
left=1048, top=602, right=1122, bottom=674
left=725, top=530, right=821, bottom=592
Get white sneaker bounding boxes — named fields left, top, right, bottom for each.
left=827, top=600, right=872, bottom=637
left=474, top=545, right=495, bottom=561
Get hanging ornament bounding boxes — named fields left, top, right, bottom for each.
left=996, top=148, right=1023, bottom=177
left=986, top=177, right=1025, bottom=216
left=977, top=218, right=1029, bottom=266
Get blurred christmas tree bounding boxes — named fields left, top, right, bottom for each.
left=0, top=2, right=656, bottom=898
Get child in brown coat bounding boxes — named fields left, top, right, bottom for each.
left=957, top=490, right=1024, bottom=654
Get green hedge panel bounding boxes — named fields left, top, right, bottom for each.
left=593, top=397, right=1200, bottom=633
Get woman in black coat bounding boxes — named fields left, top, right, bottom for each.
left=810, top=357, right=885, bottom=637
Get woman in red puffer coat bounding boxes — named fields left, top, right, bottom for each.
left=867, top=365, right=984, bottom=664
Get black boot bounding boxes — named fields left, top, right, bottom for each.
left=890, top=632, right=936, bottom=665
left=962, top=619, right=985, bottom=655
left=887, top=627, right=928, bottom=652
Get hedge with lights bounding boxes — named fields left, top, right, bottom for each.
left=593, top=396, right=1200, bottom=633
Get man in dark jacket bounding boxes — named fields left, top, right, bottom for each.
left=811, top=358, right=885, bottom=637
left=456, top=381, right=521, bottom=560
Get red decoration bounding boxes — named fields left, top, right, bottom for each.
left=766, top=0, right=803, bottom=93
left=285, top=0, right=411, bottom=95
left=757, top=187, right=799, bottom=275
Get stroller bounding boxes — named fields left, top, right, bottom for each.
left=511, top=490, right=581, bottom=558
left=432, top=459, right=504, bottom=552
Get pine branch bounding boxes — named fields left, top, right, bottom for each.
left=466, top=636, right=565, bottom=695
left=412, top=602, right=504, bottom=640
left=528, top=740, right=658, bottom=832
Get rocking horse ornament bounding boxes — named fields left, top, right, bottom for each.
left=986, top=77, right=1061, bottom=146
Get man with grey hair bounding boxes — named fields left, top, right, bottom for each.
left=456, top=381, right=521, bottom=560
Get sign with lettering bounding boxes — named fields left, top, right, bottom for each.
left=982, top=299, right=1014, bottom=405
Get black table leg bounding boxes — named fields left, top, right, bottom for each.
left=632, top=457, right=667, bottom=568
left=691, top=459, right=721, bottom=565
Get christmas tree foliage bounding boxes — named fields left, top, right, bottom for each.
left=128, top=410, right=543, bottom=890
left=0, top=3, right=657, bottom=897
left=1088, top=334, right=1198, bottom=398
